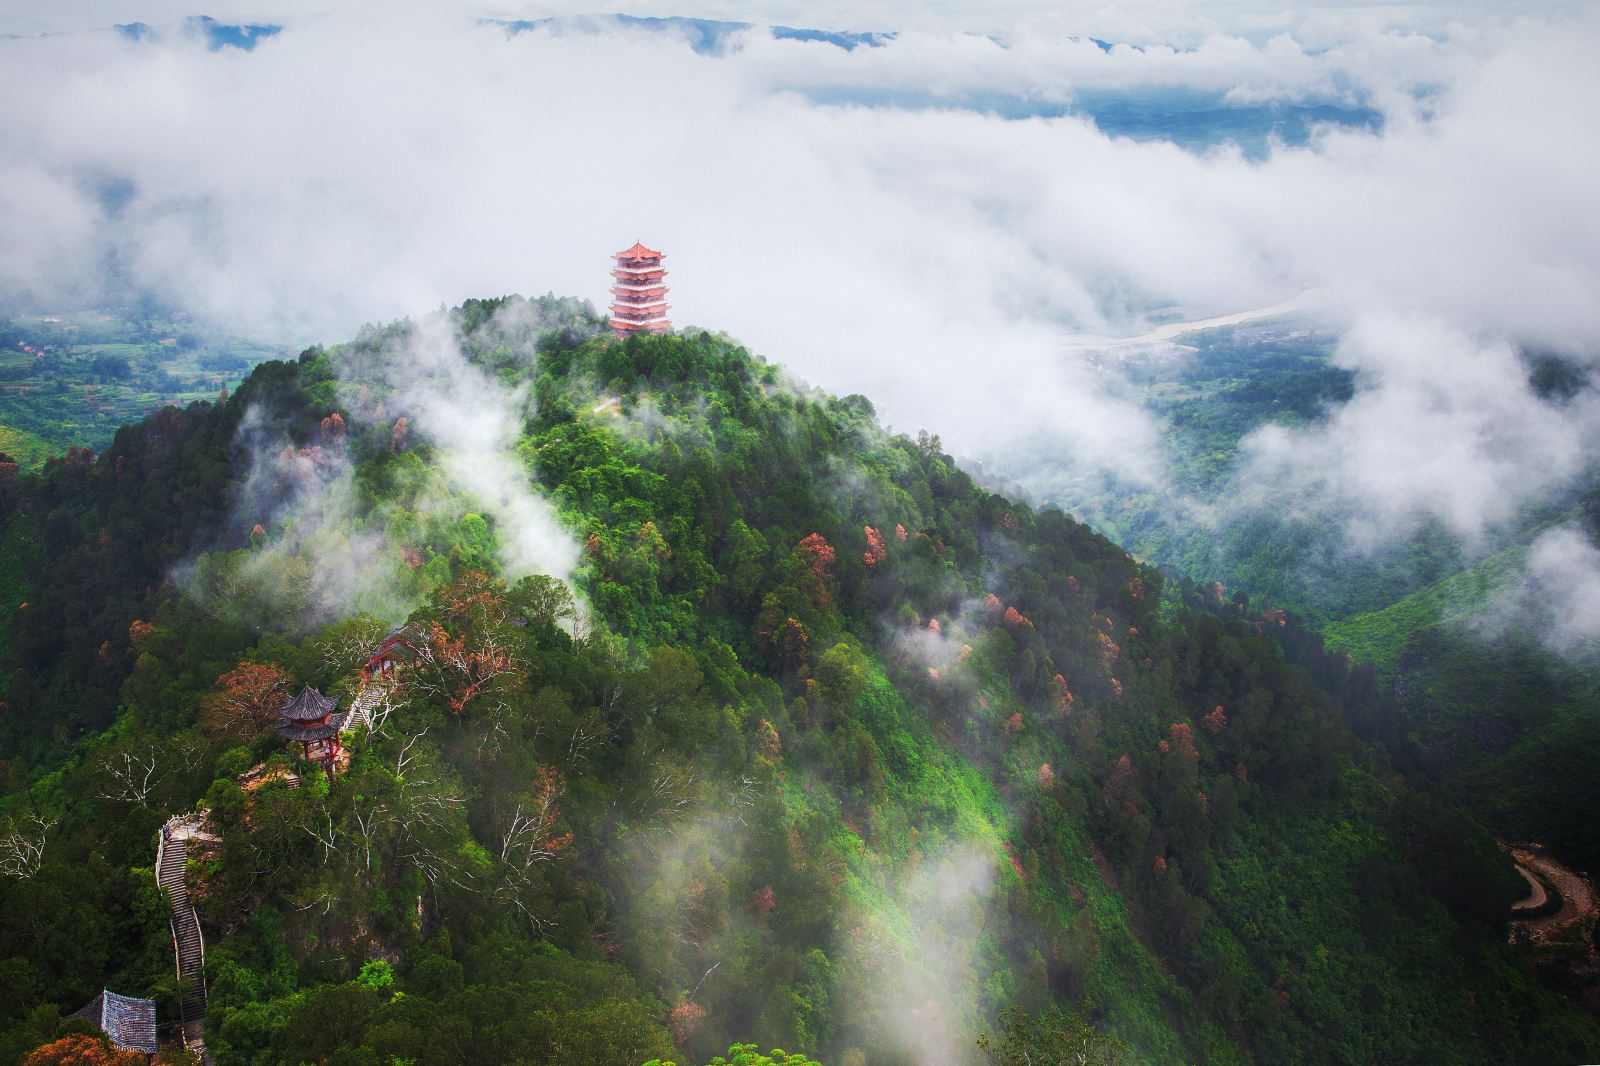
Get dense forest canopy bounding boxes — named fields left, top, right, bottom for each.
left=0, top=295, right=1593, bottom=1065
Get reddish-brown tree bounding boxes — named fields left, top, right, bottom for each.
left=1049, top=673, right=1074, bottom=713
left=419, top=621, right=517, bottom=714
left=498, top=765, right=573, bottom=868
left=862, top=525, right=887, bottom=569
left=779, top=617, right=809, bottom=671
left=198, top=662, right=293, bottom=742
left=21, top=1035, right=146, bottom=1066
left=756, top=719, right=782, bottom=759
left=796, top=533, right=836, bottom=605
left=668, top=1000, right=708, bottom=1047
left=1103, top=753, right=1138, bottom=815
left=1002, top=606, right=1033, bottom=629
left=1168, top=722, right=1199, bottom=762
left=1203, top=705, right=1228, bottom=734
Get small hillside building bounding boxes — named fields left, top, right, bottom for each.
left=72, top=989, right=157, bottom=1060
left=275, top=686, right=347, bottom=774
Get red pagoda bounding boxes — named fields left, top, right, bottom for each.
left=609, top=242, right=671, bottom=336
left=275, top=686, right=346, bottom=775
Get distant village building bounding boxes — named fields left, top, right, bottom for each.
left=275, top=686, right=346, bottom=775
left=72, top=989, right=157, bottom=1060
left=609, top=242, right=671, bottom=337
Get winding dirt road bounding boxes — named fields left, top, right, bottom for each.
left=1511, top=863, right=1547, bottom=912
left=1509, top=846, right=1598, bottom=947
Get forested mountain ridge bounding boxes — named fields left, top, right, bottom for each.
left=1316, top=484, right=1600, bottom=879
left=0, top=295, right=1593, bottom=1065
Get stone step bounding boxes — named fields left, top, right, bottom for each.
left=161, top=819, right=208, bottom=1036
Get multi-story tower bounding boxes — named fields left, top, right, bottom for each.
left=609, top=242, right=671, bottom=336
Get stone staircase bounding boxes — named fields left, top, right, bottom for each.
left=157, top=817, right=211, bottom=1062
left=343, top=678, right=391, bottom=736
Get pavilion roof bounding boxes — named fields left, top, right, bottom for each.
left=614, top=241, right=664, bottom=261
left=277, top=714, right=345, bottom=741
left=72, top=990, right=157, bottom=1056
left=281, top=686, right=338, bottom=723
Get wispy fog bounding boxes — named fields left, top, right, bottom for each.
left=1478, top=526, right=1600, bottom=658
left=187, top=307, right=579, bottom=629
left=1, top=3, right=1597, bottom=600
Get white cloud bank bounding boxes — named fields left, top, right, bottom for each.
left=1477, top=526, right=1600, bottom=657
left=0, top=4, right=1597, bottom=561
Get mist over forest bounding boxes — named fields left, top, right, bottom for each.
left=0, top=3, right=1597, bottom=1065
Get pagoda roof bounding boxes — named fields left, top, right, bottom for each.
left=281, top=686, right=338, bottom=723
left=614, top=241, right=664, bottom=261
left=72, top=990, right=157, bottom=1056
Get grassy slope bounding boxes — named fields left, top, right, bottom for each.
left=1320, top=547, right=1521, bottom=677
left=0, top=423, right=56, bottom=467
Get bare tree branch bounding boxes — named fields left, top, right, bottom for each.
left=0, top=814, right=56, bottom=879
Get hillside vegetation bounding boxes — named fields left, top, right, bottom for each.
left=0, top=296, right=1592, bottom=1065
left=0, top=309, right=280, bottom=467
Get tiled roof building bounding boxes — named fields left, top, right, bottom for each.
left=72, top=989, right=157, bottom=1058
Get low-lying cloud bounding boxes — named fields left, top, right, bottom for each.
left=839, top=838, right=1000, bottom=1066
left=1478, top=526, right=1600, bottom=657
left=378, top=311, right=581, bottom=583
left=2, top=4, right=1598, bottom=607
left=188, top=306, right=579, bottom=629
left=1236, top=316, right=1600, bottom=551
